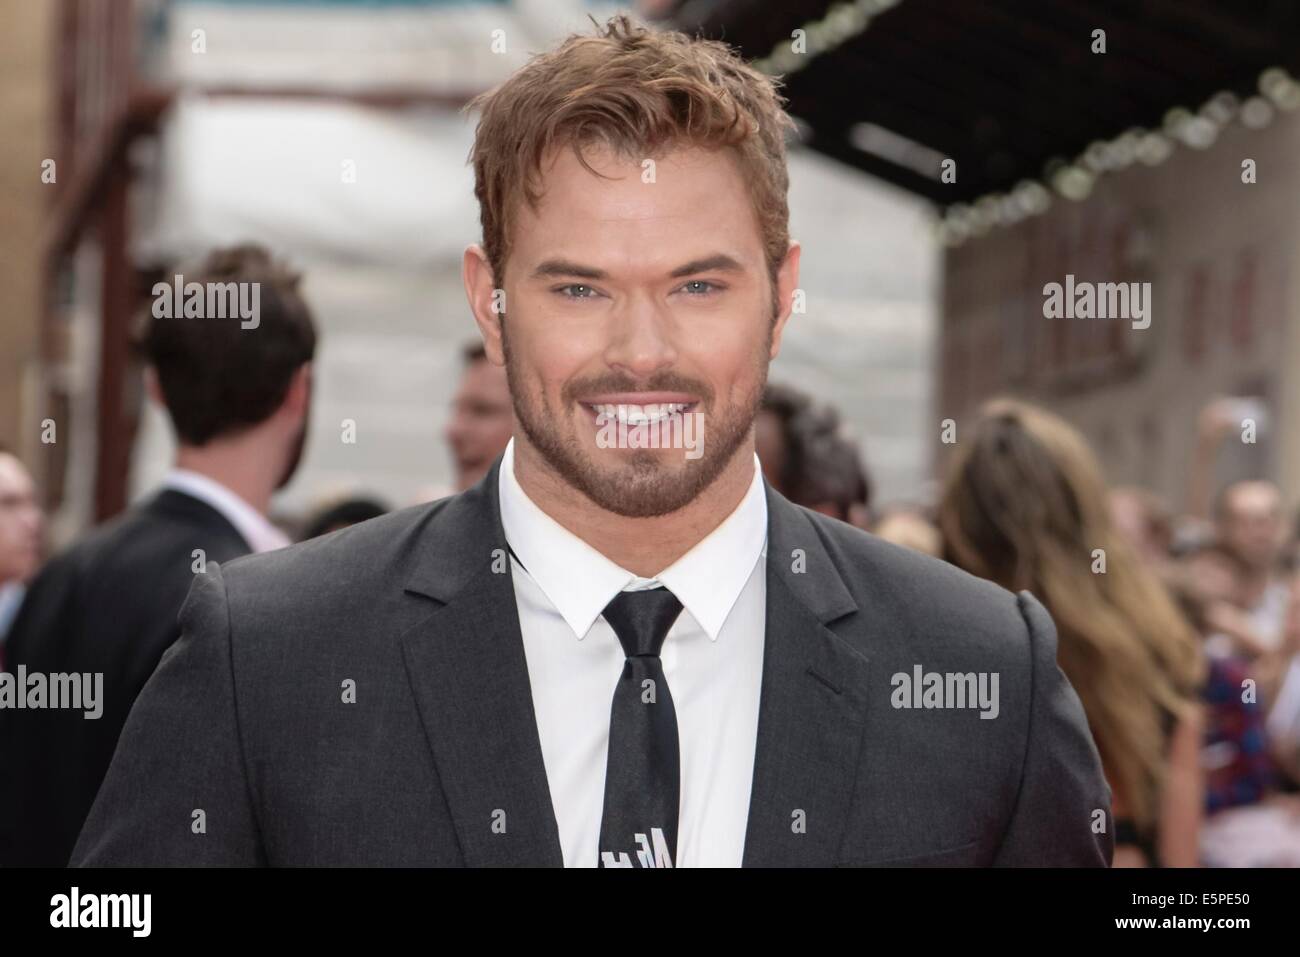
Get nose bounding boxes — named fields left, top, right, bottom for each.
left=603, top=296, right=678, bottom=380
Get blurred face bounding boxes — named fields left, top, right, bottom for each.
left=474, top=143, right=797, bottom=517
left=1185, top=550, right=1240, bottom=605
left=0, top=454, right=43, bottom=584
left=1218, top=481, right=1283, bottom=572
left=1109, top=490, right=1164, bottom=560
left=445, top=357, right=513, bottom=490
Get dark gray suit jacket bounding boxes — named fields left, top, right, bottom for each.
left=73, top=462, right=1112, bottom=866
left=1, top=490, right=249, bottom=867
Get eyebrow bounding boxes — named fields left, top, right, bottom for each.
left=668, top=254, right=745, bottom=278
left=530, top=253, right=746, bottom=281
left=532, top=259, right=607, bottom=280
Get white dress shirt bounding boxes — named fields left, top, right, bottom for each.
left=160, top=469, right=291, bottom=554
left=498, top=439, right=767, bottom=867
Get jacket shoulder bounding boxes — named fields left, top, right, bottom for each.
left=61, top=496, right=247, bottom=580
left=216, top=497, right=451, bottom=615
left=800, top=507, right=1012, bottom=602
left=796, top=507, right=1032, bottom=661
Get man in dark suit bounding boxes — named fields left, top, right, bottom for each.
left=74, top=18, right=1110, bottom=867
left=0, top=244, right=316, bottom=866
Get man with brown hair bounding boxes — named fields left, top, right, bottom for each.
left=2, top=243, right=316, bottom=866
left=74, top=18, right=1107, bottom=867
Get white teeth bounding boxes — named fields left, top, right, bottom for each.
left=591, top=402, right=691, bottom=425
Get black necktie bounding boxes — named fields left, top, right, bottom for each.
left=597, top=587, right=684, bottom=868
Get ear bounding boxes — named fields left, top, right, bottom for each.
left=463, top=244, right=505, bottom=367
left=143, top=366, right=166, bottom=406
left=279, top=363, right=312, bottom=420
left=770, top=239, right=802, bottom=360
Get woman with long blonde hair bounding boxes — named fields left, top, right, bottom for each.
left=938, top=398, right=1205, bottom=866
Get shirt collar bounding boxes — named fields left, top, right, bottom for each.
left=497, top=439, right=767, bottom=642
left=160, top=468, right=290, bottom=553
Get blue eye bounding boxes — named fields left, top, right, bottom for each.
left=679, top=280, right=719, bottom=296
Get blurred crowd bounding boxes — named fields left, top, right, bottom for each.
left=760, top=388, right=1300, bottom=868
left=2, top=243, right=1300, bottom=867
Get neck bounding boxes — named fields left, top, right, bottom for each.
left=513, top=438, right=756, bottom=578
left=174, top=433, right=281, bottom=515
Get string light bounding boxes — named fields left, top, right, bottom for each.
left=1241, top=96, right=1275, bottom=130
left=753, top=0, right=902, bottom=77
left=940, top=66, right=1298, bottom=245
left=747, top=8, right=1297, bottom=245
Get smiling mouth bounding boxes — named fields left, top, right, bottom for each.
left=582, top=402, right=697, bottom=426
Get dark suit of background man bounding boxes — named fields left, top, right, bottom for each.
left=75, top=19, right=1111, bottom=867
left=0, top=244, right=317, bottom=866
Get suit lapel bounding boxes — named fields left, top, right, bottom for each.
left=396, top=464, right=873, bottom=867
left=398, top=461, right=563, bottom=866
left=743, top=491, right=873, bottom=866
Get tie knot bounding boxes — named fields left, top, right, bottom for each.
left=601, top=587, right=683, bottom=658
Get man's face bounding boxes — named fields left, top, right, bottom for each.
left=445, top=357, right=513, bottom=490
left=477, top=143, right=796, bottom=517
left=0, top=454, right=43, bottom=584
left=1219, top=481, right=1283, bottom=573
